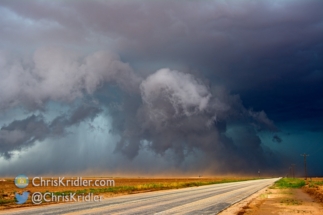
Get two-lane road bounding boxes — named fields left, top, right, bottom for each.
left=2, top=178, right=279, bottom=215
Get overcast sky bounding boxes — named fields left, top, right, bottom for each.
left=0, top=0, right=322, bottom=177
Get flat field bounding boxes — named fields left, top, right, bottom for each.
left=0, top=176, right=256, bottom=210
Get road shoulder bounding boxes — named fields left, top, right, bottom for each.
left=220, top=186, right=323, bottom=215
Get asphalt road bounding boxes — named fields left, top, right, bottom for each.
left=2, top=178, right=279, bottom=215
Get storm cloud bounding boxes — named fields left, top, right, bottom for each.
left=0, top=0, right=322, bottom=176
left=0, top=105, right=102, bottom=159
left=0, top=47, right=140, bottom=111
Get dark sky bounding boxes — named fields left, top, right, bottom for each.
left=0, top=0, right=322, bottom=177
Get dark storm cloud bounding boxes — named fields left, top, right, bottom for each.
left=107, top=68, right=281, bottom=172
left=0, top=115, right=48, bottom=159
left=50, top=105, right=102, bottom=136
left=1, top=1, right=322, bottom=57
left=1, top=0, right=321, bottom=121
left=0, top=0, right=322, bottom=175
left=272, top=135, right=282, bottom=143
left=0, top=105, right=102, bottom=158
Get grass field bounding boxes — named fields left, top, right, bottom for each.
left=270, top=177, right=323, bottom=203
left=0, top=176, right=258, bottom=209
left=272, top=178, right=306, bottom=189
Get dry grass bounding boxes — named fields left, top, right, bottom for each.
left=303, top=177, right=323, bottom=204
